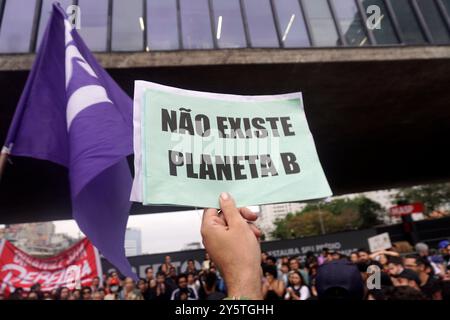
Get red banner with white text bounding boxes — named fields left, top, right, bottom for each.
left=389, top=203, right=424, bottom=216
left=0, top=238, right=102, bottom=296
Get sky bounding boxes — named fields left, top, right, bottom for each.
left=54, top=207, right=259, bottom=255
left=54, top=210, right=204, bottom=254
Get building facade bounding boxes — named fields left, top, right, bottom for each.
left=0, top=0, right=450, bottom=53
left=0, top=222, right=77, bottom=256
left=1, top=0, right=450, bottom=224
left=124, top=228, right=142, bottom=256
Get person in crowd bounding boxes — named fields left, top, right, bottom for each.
left=159, top=255, right=174, bottom=276
left=304, top=252, right=316, bottom=269
left=30, top=283, right=43, bottom=300
left=404, top=255, right=442, bottom=299
left=415, top=242, right=430, bottom=258
left=370, top=249, right=399, bottom=271
left=209, top=266, right=227, bottom=293
left=265, top=256, right=277, bottom=267
left=81, top=286, right=92, bottom=300
left=288, top=257, right=300, bottom=272
left=395, top=269, right=421, bottom=291
left=185, top=259, right=199, bottom=276
left=58, top=287, right=70, bottom=300
left=278, top=263, right=290, bottom=286
left=187, top=272, right=201, bottom=294
left=415, top=242, right=445, bottom=275
left=97, top=288, right=106, bottom=300
left=350, top=251, right=359, bottom=264
left=330, top=251, right=342, bottom=260
left=137, top=278, right=149, bottom=299
left=170, top=274, right=198, bottom=300
left=119, top=277, right=143, bottom=300
left=145, top=267, right=155, bottom=285
left=442, top=280, right=450, bottom=300
left=262, top=265, right=285, bottom=300
left=278, top=256, right=289, bottom=269
left=288, top=258, right=309, bottom=286
left=44, top=292, right=54, bottom=300
left=109, top=270, right=120, bottom=281
left=68, top=294, right=77, bottom=300
left=317, top=248, right=329, bottom=265
left=104, top=278, right=120, bottom=300
left=72, top=289, right=81, bottom=300
left=439, top=240, right=450, bottom=263
left=91, top=276, right=101, bottom=293
left=387, top=256, right=405, bottom=278
left=148, top=271, right=171, bottom=301
left=203, top=271, right=226, bottom=300
left=386, top=285, right=427, bottom=300
left=92, top=291, right=103, bottom=300
left=202, top=253, right=211, bottom=272
left=261, top=252, right=268, bottom=269
left=284, top=271, right=310, bottom=300
left=316, top=259, right=365, bottom=300
left=358, top=248, right=372, bottom=263
left=28, top=292, right=39, bottom=300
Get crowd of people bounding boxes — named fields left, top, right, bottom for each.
left=2, top=194, right=450, bottom=301
left=3, top=240, right=450, bottom=301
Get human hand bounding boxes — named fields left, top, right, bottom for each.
left=201, top=192, right=263, bottom=300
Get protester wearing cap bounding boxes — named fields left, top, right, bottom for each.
left=438, top=240, right=450, bottom=265
left=315, top=260, right=365, bottom=300
left=396, top=269, right=421, bottom=290
left=104, top=278, right=120, bottom=300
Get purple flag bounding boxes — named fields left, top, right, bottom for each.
left=3, top=3, right=136, bottom=279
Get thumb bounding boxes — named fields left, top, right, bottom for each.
left=219, top=192, right=246, bottom=228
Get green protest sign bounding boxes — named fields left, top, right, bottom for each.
left=131, top=81, right=332, bottom=208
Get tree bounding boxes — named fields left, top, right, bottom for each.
left=393, top=183, right=450, bottom=213
left=271, top=196, right=384, bottom=240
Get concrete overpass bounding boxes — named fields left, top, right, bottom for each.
left=1, top=46, right=450, bottom=224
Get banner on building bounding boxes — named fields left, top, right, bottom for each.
left=389, top=203, right=424, bottom=216
left=0, top=238, right=102, bottom=295
left=131, top=81, right=332, bottom=208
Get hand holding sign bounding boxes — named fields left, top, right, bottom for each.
left=201, top=193, right=263, bottom=300
left=131, top=81, right=332, bottom=208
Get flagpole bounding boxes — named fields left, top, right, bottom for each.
left=0, top=148, right=9, bottom=182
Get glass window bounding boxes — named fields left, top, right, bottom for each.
left=361, top=0, right=398, bottom=44
left=243, top=0, right=279, bottom=47
left=302, top=0, right=339, bottom=46
left=112, top=0, right=144, bottom=51
left=0, top=0, right=37, bottom=53
left=212, top=0, right=247, bottom=48
left=77, top=0, right=108, bottom=52
left=390, top=0, right=426, bottom=44
left=180, top=0, right=214, bottom=49
left=332, top=0, right=368, bottom=46
left=37, top=0, right=73, bottom=48
left=274, top=0, right=310, bottom=47
left=417, top=0, right=450, bottom=44
left=147, top=0, right=179, bottom=50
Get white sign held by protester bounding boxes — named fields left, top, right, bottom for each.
left=368, top=232, right=392, bottom=253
